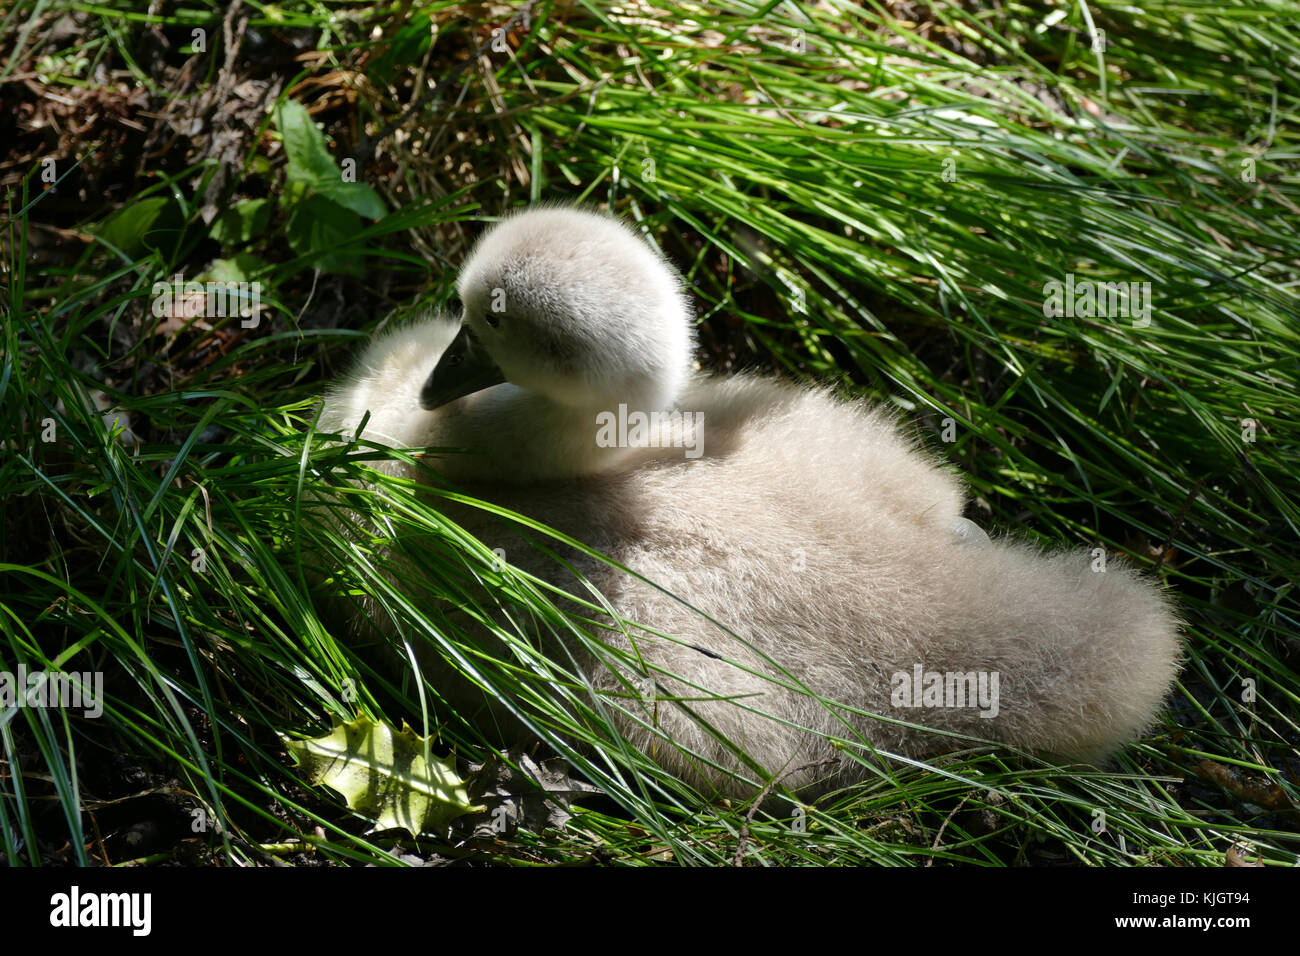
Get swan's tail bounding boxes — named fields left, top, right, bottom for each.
left=910, top=534, right=1185, bottom=763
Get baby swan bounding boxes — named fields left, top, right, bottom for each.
left=413, top=206, right=697, bottom=482
left=317, top=207, right=1184, bottom=799
left=320, top=313, right=1183, bottom=798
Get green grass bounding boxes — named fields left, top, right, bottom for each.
left=1, top=0, right=1297, bottom=866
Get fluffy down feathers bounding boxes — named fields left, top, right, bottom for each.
left=316, top=311, right=1183, bottom=798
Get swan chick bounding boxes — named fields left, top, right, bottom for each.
left=318, top=309, right=1183, bottom=799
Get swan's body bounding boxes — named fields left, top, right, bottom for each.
left=314, top=207, right=1183, bottom=798
left=319, top=324, right=1182, bottom=797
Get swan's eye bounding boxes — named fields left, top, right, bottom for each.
left=484, top=312, right=502, bottom=329
left=446, top=353, right=462, bottom=368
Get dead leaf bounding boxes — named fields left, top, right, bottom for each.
left=1225, top=842, right=1264, bottom=867
left=460, top=748, right=604, bottom=838
left=1195, top=759, right=1296, bottom=812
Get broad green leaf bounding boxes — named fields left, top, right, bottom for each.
left=207, top=253, right=271, bottom=284
left=273, top=99, right=387, bottom=219
left=285, top=194, right=365, bottom=274
left=95, top=197, right=170, bottom=255
left=209, top=199, right=272, bottom=245
left=284, top=717, right=481, bottom=835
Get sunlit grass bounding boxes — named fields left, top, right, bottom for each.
left=1, top=0, right=1296, bottom=865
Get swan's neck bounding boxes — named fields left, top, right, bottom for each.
left=425, top=383, right=703, bottom=482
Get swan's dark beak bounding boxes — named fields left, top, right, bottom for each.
left=419, top=324, right=506, bottom=410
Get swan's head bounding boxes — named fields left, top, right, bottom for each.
left=420, top=207, right=695, bottom=412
